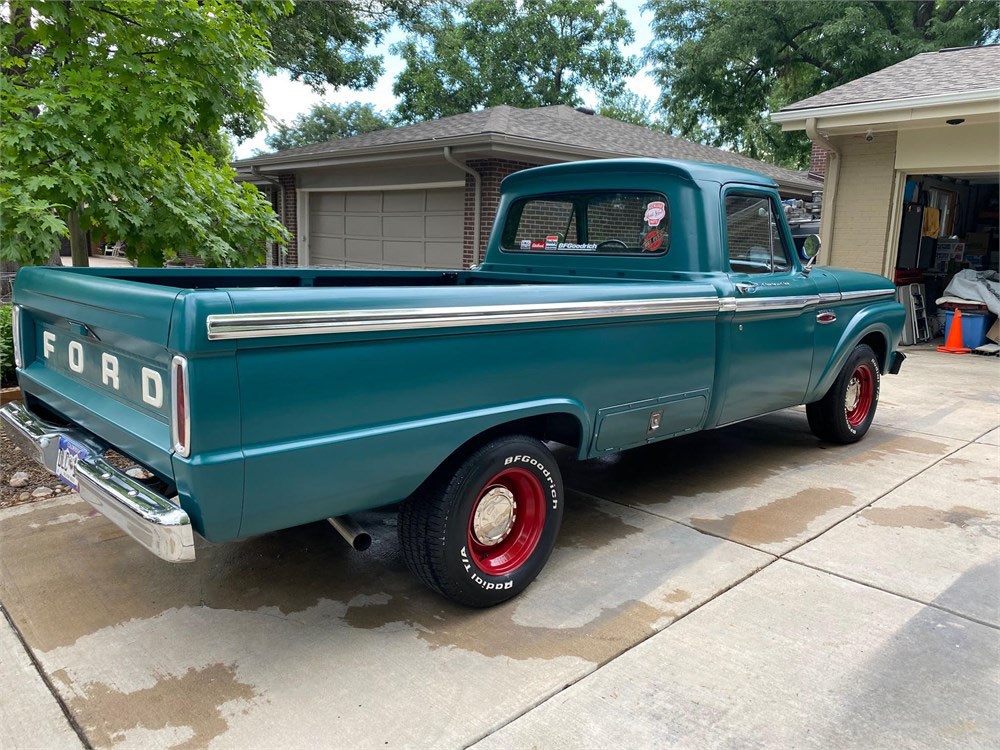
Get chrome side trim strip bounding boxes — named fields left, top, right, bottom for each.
left=206, top=297, right=722, bottom=340
left=206, top=287, right=898, bottom=340
left=732, top=295, right=818, bottom=312
left=839, top=289, right=897, bottom=302
left=0, top=401, right=195, bottom=563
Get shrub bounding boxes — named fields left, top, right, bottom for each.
left=0, top=305, right=15, bottom=387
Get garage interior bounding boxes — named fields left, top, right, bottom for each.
left=894, top=171, right=999, bottom=349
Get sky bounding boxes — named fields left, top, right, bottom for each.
left=233, top=1, right=658, bottom=158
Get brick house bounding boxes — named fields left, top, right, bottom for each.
left=234, top=104, right=822, bottom=270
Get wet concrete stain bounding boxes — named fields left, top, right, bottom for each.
left=661, top=588, right=690, bottom=604
left=690, top=488, right=857, bottom=547
left=56, top=663, right=257, bottom=750
left=836, top=435, right=950, bottom=467
left=861, top=505, right=993, bottom=531
left=343, top=594, right=671, bottom=665
left=0, top=495, right=661, bottom=663
left=555, top=494, right=644, bottom=549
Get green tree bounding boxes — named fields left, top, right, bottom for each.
left=393, top=0, right=637, bottom=122
left=597, top=91, right=661, bottom=128
left=1, top=1, right=289, bottom=268
left=267, top=1, right=421, bottom=92
left=263, top=102, right=393, bottom=152
left=646, top=0, right=1000, bottom=168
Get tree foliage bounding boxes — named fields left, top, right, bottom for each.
left=646, top=0, right=1000, bottom=168
left=393, top=0, right=637, bottom=122
left=267, top=1, right=427, bottom=92
left=263, top=102, right=393, bottom=152
left=1, top=1, right=289, bottom=267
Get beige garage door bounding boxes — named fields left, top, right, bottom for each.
left=308, top=188, right=465, bottom=269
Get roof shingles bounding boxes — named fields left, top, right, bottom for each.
left=779, top=45, right=1000, bottom=113
left=237, top=105, right=820, bottom=191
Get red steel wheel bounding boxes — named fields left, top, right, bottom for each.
left=807, top=343, right=881, bottom=444
left=399, top=434, right=564, bottom=607
left=844, top=363, right=875, bottom=427
left=466, top=467, right=546, bottom=576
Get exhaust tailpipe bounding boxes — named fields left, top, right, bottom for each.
left=328, top=515, right=372, bottom=552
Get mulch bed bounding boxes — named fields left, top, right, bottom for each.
left=1, top=426, right=137, bottom=510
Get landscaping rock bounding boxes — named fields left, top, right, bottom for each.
left=31, top=486, right=54, bottom=498
left=126, top=467, right=153, bottom=480
left=9, top=472, right=31, bottom=488
left=18, top=492, right=31, bottom=502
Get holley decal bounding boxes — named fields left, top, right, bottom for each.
left=642, top=229, right=665, bottom=252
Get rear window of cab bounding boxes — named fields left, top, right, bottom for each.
left=500, top=191, right=670, bottom=256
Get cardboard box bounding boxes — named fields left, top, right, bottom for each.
left=988, top=318, right=1000, bottom=345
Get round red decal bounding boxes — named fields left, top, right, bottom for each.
left=642, top=229, right=664, bottom=252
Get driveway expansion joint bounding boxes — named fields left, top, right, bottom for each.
left=1, top=603, right=93, bottom=750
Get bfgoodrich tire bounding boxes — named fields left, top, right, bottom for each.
left=399, top=435, right=564, bottom=607
left=807, top=343, right=881, bottom=444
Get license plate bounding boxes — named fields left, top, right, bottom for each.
left=55, top=436, right=89, bottom=491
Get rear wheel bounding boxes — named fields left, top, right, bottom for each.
left=807, top=343, right=881, bottom=444
left=399, top=435, right=563, bottom=607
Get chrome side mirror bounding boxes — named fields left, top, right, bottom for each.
left=801, top=234, right=821, bottom=274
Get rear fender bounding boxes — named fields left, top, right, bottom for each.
left=805, top=301, right=904, bottom=403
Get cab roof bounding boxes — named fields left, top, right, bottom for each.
left=500, top=158, right=778, bottom=193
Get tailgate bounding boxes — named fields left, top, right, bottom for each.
left=13, top=267, right=181, bottom=479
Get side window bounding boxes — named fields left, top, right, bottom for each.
left=725, top=194, right=791, bottom=274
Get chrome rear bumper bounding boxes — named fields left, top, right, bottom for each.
left=1, top=401, right=195, bottom=562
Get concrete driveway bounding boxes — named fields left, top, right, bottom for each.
left=2, top=347, right=997, bottom=749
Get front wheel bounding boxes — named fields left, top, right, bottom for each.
left=399, top=435, right=564, bottom=607
left=807, top=343, right=881, bottom=444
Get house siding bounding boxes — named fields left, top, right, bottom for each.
left=827, top=133, right=898, bottom=276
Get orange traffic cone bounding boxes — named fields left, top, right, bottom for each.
left=938, top=308, right=971, bottom=354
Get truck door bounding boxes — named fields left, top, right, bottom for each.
left=718, top=189, right=817, bottom=425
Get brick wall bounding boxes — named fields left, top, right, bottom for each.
left=277, top=174, right=298, bottom=266
left=827, top=132, right=898, bottom=276
left=463, top=158, right=540, bottom=266
left=810, top=142, right=828, bottom=179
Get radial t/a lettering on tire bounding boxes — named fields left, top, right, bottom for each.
left=399, top=435, right=564, bottom=607
left=807, top=343, right=881, bottom=444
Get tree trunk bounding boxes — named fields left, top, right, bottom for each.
left=67, top=208, right=90, bottom=267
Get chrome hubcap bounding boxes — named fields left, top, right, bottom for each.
left=472, top=485, right=516, bottom=546
left=845, top=377, right=861, bottom=413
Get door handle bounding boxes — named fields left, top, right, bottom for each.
left=735, top=283, right=758, bottom=295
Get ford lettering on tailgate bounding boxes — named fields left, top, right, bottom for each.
left=37, top=325, right=169, bottom=417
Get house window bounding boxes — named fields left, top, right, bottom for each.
left=725, top=194, right=791, bottom=274
left=501, top=191, right=670, bottom=255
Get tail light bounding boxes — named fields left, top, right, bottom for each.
left=170, top=355, right=190, bottom=457
left=12, top=305, right=23, bottom=368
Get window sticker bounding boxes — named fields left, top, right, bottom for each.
left=642, top=230, right=665, bottom=252
left=544, top=235, right=560, bottom=250
left=558, top=242, right=598, bottom=251
left=529, top=240, right=546, bottom=250
left=520, top=239, right=532, bottom=250
left=644, top=201, right=666, bottom=227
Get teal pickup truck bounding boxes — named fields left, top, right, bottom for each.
left=2, top=159, right=905, bottom=607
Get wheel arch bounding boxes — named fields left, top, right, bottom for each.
left=805, top=302, right=902, bottom=403
left=414, top=405, right=587, bottom=496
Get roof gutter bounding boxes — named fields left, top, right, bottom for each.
left=772, top=86, right=1000, bottom=124
left=805, top=118, right=840, bottom=267
left=443, top=146, right=482, bottom=265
